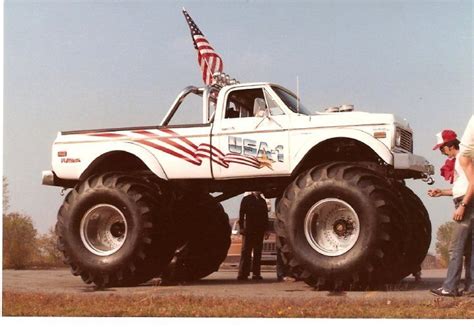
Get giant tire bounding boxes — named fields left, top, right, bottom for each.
left=274, top=196, right=302, bottom=280
left=276, top=162, right=407, bottom=290
left=161, top=194, right=231, bottom=282
left=56, top=173, right=176, bottom=287
left=396, top=183, right=431, bottom=278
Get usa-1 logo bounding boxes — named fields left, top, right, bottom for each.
left=228, top=136, right=284, bottom=162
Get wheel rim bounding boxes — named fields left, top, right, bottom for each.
left=80, top=204, right=128, bottom=256
left=304, top=198, right=360, bottom=256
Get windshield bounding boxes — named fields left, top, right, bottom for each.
left=272, top=86, right=312, bottom=115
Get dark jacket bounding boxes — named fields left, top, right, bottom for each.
left=239, top=194, right=269, bottom=234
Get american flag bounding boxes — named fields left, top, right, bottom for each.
left=182, top=8, right=223, bottom=85
left=90, top=129, right=264, bottom=169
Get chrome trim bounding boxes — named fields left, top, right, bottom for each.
left=160, top=86, right=203, bottom=126
left=393, top=153, right=434, bottom=175
left=80, top=204, right=128, bottom=256
left=399, top=128, right=413, bottom=152
left=304, top=198, right=360, bottom=256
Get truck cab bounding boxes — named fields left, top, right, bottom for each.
left=43, top=80, right=433, bottom=189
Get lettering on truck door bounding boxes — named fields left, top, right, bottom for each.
left=212, top=86, right=290, bottom=179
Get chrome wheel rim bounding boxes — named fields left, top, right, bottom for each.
left=304, top=198, right=360, bottom=256
left=80, top=204, right=128, bottom=256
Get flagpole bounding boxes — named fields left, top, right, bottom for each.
left=182, top=8, right=219, bottom=85
left=202, top=55, right=216, bottom=84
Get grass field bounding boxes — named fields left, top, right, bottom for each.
left=3, top=291, right=474, bottom=318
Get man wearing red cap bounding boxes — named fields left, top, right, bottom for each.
left=428, top=129, right=473, bottom=297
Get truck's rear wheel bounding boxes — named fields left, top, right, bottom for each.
left=396, top=184, right=431, bottom=278
left=161, top=194, right=231, bottom=282
left=277, top=162, right=406, bottom=290
left=56, top=173, right=176, bottom=287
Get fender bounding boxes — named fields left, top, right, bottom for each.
left=83, top=141, right=168, bottom=180
left=290, top=128, right=393, bottom=173
left=53, top=141, right=168, bottom=181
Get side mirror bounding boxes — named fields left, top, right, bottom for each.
left=255, top=109, right=284, bottom=129
left=264, top=108, right=271, bottom=118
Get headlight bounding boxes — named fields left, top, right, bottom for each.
left=395, top=128, right=402, bottom=147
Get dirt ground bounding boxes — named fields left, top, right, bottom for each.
left=2, top=267, right=468, bottom=301
left=3, top=267, right=474, bottom=319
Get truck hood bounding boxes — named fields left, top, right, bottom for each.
left=292, top=111, right=411, bottom=130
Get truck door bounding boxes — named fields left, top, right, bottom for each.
left=212, top=86, right=290, bottom=179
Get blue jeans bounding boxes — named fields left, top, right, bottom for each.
left=448, top=223, right=472, bottom=289
left=442, top=198, right=474, bottom=292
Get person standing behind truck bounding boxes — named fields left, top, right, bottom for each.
left=429, top=129, right=473, bottom=297
left=237, top=191, right=269, bottom=281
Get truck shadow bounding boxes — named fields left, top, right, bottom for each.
left=144, top=276, right=453, bottom=292
left=79, top=273, right=462, bottom=293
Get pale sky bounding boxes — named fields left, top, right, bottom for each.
left=4, top=0, right=473, bottom=253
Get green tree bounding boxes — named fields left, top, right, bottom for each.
left=435, top=221, right=455, bottom=268
left=3, top=212, right=38, bottom=269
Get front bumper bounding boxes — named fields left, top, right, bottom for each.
left=42, top=170, right=76, bottom=188
left=393, top=153, right=434, bottom=176
left=42, top=170, right=55, bottom=186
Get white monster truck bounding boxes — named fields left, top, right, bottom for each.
left=43, top=74, right=434, bottom=289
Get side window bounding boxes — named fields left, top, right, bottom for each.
left=225, top=88, right=266, bottom=119
left=224, top=88, right=285, bottom=119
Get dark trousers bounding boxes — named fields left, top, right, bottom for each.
left=238, top=232, right=264, bottom=277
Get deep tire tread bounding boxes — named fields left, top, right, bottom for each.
left=56, top=172, right=176, bottom=287
left=276, top=162, right=408, bottom=290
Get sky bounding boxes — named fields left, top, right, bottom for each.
left=3, top=0, right=473, bottom=253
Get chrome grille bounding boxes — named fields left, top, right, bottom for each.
left=399, top=129, right=413, bottom=152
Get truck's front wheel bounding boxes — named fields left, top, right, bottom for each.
left=277, top=163, right=406, bottom=290
left=56, top=173, right=176, bottom=287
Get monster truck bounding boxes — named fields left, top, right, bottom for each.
left=43, top=73, right=434, bottom=289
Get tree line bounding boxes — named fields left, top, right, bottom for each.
left=3, top=177, right=64, bottom=269
left=1, top=176, right=458, bottom=269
